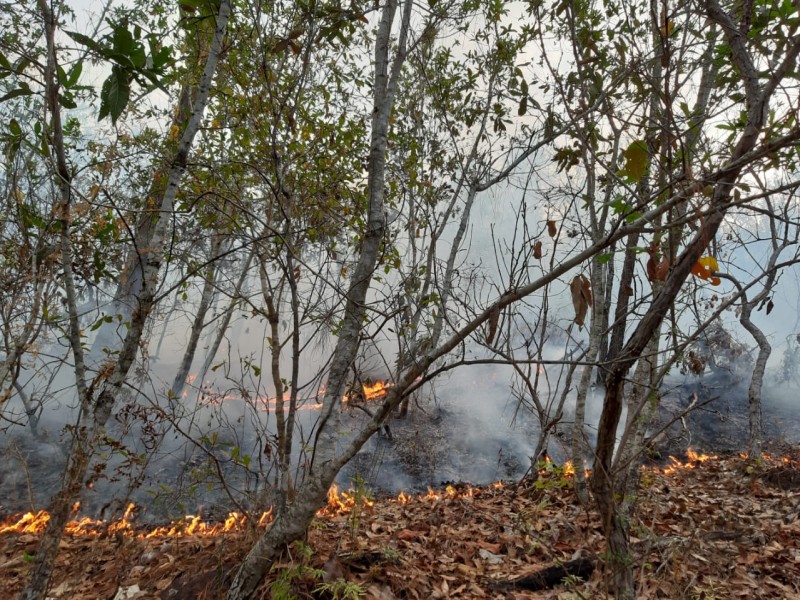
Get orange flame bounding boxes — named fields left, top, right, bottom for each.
left=317, top=483, right=375, bottom=517
left=662, top=448, right=719, bottom=475
left=0, top=506, right=272, bottom=539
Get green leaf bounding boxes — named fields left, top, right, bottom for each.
left=0, top=85, right=33, bottom=103
left=620, top=140, right=649, bottom=182
left=98, top=68, right=130, bottom=124
left=518, top=95, right=528, bottom=116
left=596, top=253, right=614, bottom=264
left=59, top=92, right=77, bottom=109
left=112, top=24, right=134, bottom=56
left=8, top=118, right=21, bottom=136
left=66, top=62, right=82, bottom=88
left=66, top=30, right=106, bottom=55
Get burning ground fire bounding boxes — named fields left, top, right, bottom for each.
left=198, top=379, right=393, bottom=411
left=0, top=450, right=782, bottom=540
left=0, top=503, right=274, bottom=539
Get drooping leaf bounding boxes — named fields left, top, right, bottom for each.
left=486, top=305, right=500, bottom=345
left=66, top=30, right=106, bottom=55
left=532, top=240, right=542, bottom=260
left=547, top=220, right=557, bottom=237
left=112, top=24, right=134, bottom=56
left=570, top=274, right=592, bottom=330
left=620, top=140, right=649, bottom=182
left=98, top=68, right=130, bottom=124
left=691, top=255, right=720, bottom=284
left=0, top=85, right=33, bottom=103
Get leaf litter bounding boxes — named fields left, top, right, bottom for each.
left=1, top=452, right=799, bottom=599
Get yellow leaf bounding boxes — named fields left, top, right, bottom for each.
left=691, top=256, right=719, bottom=281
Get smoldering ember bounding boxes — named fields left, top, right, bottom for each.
left=1, top=0, right=800, bottom=599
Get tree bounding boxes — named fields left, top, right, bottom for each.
left=2, top=1, right=798, bottom=599
left=16, top=0, right=231, bottom=597
left=590, top=0, right=800, bottom=595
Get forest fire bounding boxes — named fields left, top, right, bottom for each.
left=661, top=448, right=719, bottom=475
left=1, top=450, right=782, bottom=541
left=356, top=380, right=391, bottom=401
left=0, top=504, right=273, bottom=539
left=198, top=379, right=393, bottom=411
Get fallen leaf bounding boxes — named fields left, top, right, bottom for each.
left=478, top=548, right=504, bottom=564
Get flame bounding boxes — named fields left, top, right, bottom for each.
left=686, top=448, right=717, bottom=462
left=317, top=484, right=375, bottom=517
left=662, top=448, right=719, bottom=475
left=0, top=506, right=273, bottom=539
left=0, top=511, right=50, bottom=535
left=361, top=380, right=391, bottom=400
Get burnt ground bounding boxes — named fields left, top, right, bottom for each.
left=1, top=452, right=800, bottom=599
left=1, top=366, right=797, bottom=524
left=650, top=369, right=799, bottom=460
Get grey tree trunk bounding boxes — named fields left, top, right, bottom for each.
left=22, top=3, right=231, bottom=598
left=226, top=2, right=413, bottom=597
left=170, top=234, right=223, bottom=399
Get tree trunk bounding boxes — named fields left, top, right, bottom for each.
left=170, top=234, right=223, bottom=399
left=227, top=2, right=414, bottom=596
left=22, top=3, right=230, bottom=597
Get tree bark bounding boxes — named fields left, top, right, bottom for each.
left=22, top=3, right=231, bottom=598
left=170, top=234, right=223, bottom=399
left=591, top=2, right=800, bottom=596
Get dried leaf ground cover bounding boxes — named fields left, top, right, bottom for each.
left=1, top=452, right=799, bottom=599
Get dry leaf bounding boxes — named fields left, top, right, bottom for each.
left=478, top=548, right=504, bottom=564
left=486, top=305, right=500, bottom=345
left=570, top=275, right=592, bottom=330
left=655, top=258, right=669, bottom=281
left=547, top=220, right=557, bottom=237
left=532, top=240, right=542, bottom=260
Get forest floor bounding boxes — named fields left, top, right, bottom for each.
left=1, top=450, right=800, bottom=600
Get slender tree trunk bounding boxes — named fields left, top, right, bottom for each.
left=572, top=256, right=604, bottom=504
left=22, top=3, right=230, bottom=598
left=745, top=325, right=769, bottom=457
left=227, top=2, right=413, bottom=597
left=170, top=234, right=223, bottom=399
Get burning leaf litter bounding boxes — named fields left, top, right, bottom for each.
left=2, top=450, right=799, bottom=599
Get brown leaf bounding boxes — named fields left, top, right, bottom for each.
left=477, top=540, right=502, bottom=554
left=486, top=305, right=500, bottom=345
left=570, top=275, right=592, bottom=330
left=272, top=39, right=290, bottom=53
left=532, top=240, right=542, bottom=260
left=287, top=27, right=304, bottom=40
left=547, top=220, right=557, bottom=237
left=646, top=256, right=657, bottom=282
left=397, top=529, right=425, bottom=540
left=655, top=258, right=669, bottom=281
